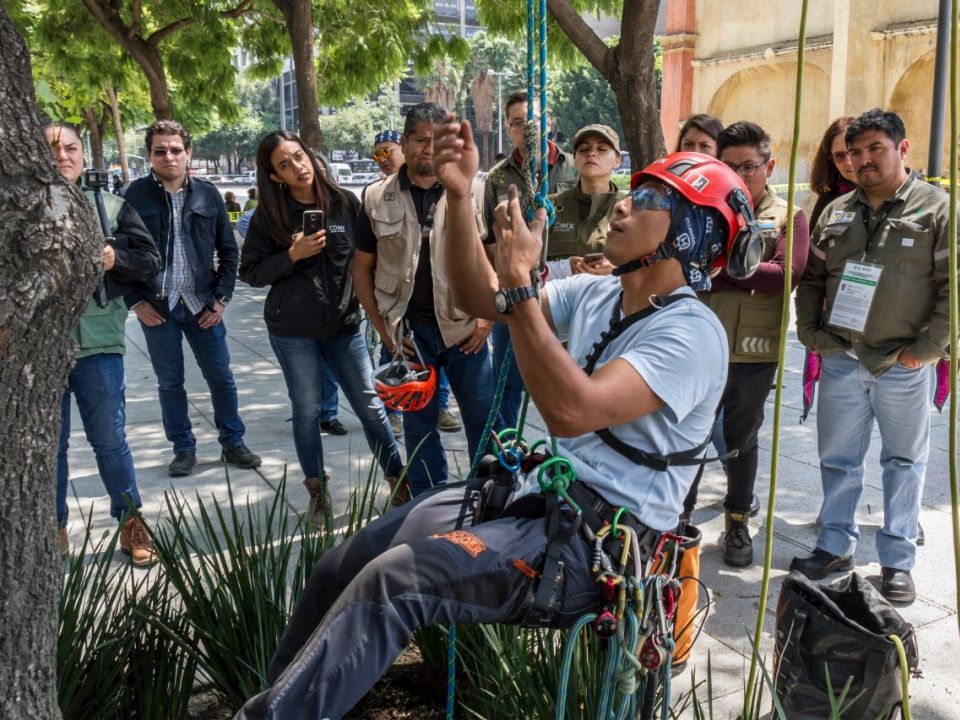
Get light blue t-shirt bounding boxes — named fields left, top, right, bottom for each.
left=523, top=274, right=728, bottom=531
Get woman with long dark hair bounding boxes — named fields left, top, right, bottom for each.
left=809, top=116, right=856, bottom=226
left=239, top=131, right=404, bottom=515
left=675, top=113, right=724, bottom=156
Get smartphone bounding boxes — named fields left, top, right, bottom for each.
left=583, top=252, right=605, bottom=263
left=303, top=210, right=325, bottom=236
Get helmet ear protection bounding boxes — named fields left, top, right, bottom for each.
left=629, top=152, right=762, bottom=282
left=724, top=185, right=762, bottom=279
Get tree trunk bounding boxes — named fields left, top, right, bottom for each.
left=83, top=107, right=104, bottom=170
left=106, top=86, right=129, bottom=183
left=0, top=8, right=102, bottom=719
left=547, top=0, right=664, bottom=168
left=276, top=0, right=323, bottom=151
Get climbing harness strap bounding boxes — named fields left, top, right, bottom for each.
left=582, top=292, right=731, bottom=470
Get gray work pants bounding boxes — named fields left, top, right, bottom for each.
left=236, top=480, right=601, bottom=720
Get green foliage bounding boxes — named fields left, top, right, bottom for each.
left=550, top=63, right=624, bottom=149
left=318, top=94, right=401, bottom=158
left=57, top=462, right=390, bottom=715
left=58, top=522, right=195, bottom=720
left=476, top=0, right=625, bottom=67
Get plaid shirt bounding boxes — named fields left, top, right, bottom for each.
left=163, top=188, right=204, bottom=314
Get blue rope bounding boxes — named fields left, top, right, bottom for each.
left=446, top=624, right=457, bottom=718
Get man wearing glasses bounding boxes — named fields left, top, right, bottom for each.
left=125, top=120, right=261, bottom=477
left=483, top=90, right=579, bottom=431
left=683, top=121, right=809, bottom=568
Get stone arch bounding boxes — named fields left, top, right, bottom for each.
left=889, top=50, right=953, bottom=178
left=706, top=62, right=831, bottom=188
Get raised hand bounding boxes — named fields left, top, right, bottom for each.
left=433, top=113, right=479, bottom=200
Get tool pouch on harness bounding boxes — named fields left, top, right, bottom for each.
left=773, top=571, right=919, bottom=719
left=472, top=455, right=520, bottom=526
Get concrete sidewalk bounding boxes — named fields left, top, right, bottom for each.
left=61, top=281, right=959, bottom=717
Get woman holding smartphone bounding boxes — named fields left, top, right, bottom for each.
left=239, top=131, right=404, bottom=516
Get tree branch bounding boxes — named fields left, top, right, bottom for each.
left=130, top=0, right=142, bottom=38
left=220, top=0, right=254, bottom=20
left=146, top=17, right=194, bottom=47
left=546, top=0, right=612, bottom=78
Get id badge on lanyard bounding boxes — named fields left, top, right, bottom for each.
left=828, top=260, right=883, bottom=333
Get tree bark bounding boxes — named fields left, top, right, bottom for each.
left=275, top=0, right=324, bottom=151
left=83, top=106, right=105, bottom=170
left=547, top=0, right=665, bottom=167
left=106, top=86, right=130, bottom=183
left=0, top=7, right=102, bottom=719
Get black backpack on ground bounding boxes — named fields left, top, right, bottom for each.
left=773, top=571, right=920, bottom=719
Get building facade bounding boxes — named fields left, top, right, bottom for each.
left=661, top=0, right=945, bottom=186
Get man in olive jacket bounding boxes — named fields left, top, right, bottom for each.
left=791, top=109, right=951, bottom=605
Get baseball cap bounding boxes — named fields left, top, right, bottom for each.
left=572, top=124, right=621, bottom=154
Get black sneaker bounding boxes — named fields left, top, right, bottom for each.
left=320, top=419, right=348, bottom=436
left=221, top=444, right=262, bottom=469
left=723, top=512, right=753, bottom=567
left=749, top=493, right=761, bottom=518
left=880, top=567, right=916, bottom=605
left=917, top=522, right=925, bottom=547
left=168, top=451, right=197, bottom=477
left=789, top=548, right=854, bottom=580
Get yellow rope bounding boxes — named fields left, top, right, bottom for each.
left=742, top=0, right=808, bottom=713
left=889, top=634, right=912, bottom=720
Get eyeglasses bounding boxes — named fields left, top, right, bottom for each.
left=723, top=159, right=768, bottom=178
left=831, top=150, right=850, bottom=164
left=508, top=117, right=540, bottom=131
left=152, top=147, right=185, bottom=157
left=372, top=147, right=395, bottom=162
left=629, top=186, right=672, bottom=212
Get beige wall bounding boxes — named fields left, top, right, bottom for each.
left=685, top=0, right=948, bottom=186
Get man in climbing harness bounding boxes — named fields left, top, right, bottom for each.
left=234, top=117, right=759, bottom=720
left=791, top=109, right=952, bottom=605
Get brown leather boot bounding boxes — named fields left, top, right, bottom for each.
left=58, top=527, right=69, bottom=554
left=303, top=476, right=332, bottom=527
left=120, top=516, right=159, bottom=567
left=385, top=475, right=411, bottom=507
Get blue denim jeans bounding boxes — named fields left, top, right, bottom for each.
left=319, top=362, right=340, bottom=423
left=139, top=300, right=246, bottom=453
left=491, top=322, right=525, bottom=429
left=380, top=345, right=451, bottom=414
left=269, top=331, right=403, bottom=480
left=56, top=354, right=140, bottom=527
left=815, top=353, right=930, bottom=570
left=403, top=321, right=496, bottom=495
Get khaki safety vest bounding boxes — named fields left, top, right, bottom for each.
left=363, top=173, right=486, bottom=347
left=699, top=188, right=794, bottom=363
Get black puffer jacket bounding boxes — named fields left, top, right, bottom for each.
left=239, top=191, right=361, bottom=339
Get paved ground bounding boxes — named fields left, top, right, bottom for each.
left=61, top=269, right=960, bottom=718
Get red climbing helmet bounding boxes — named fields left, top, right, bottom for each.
left=631, top=152, right=761, bottom=279
left=374, top=335, right=437, bottom=412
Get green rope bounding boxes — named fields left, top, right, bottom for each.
left=743, top=0, right=808, bottom=713
left=889, top=634, right=913, bottom=720
left=949, top=0, right=960, bottom=640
